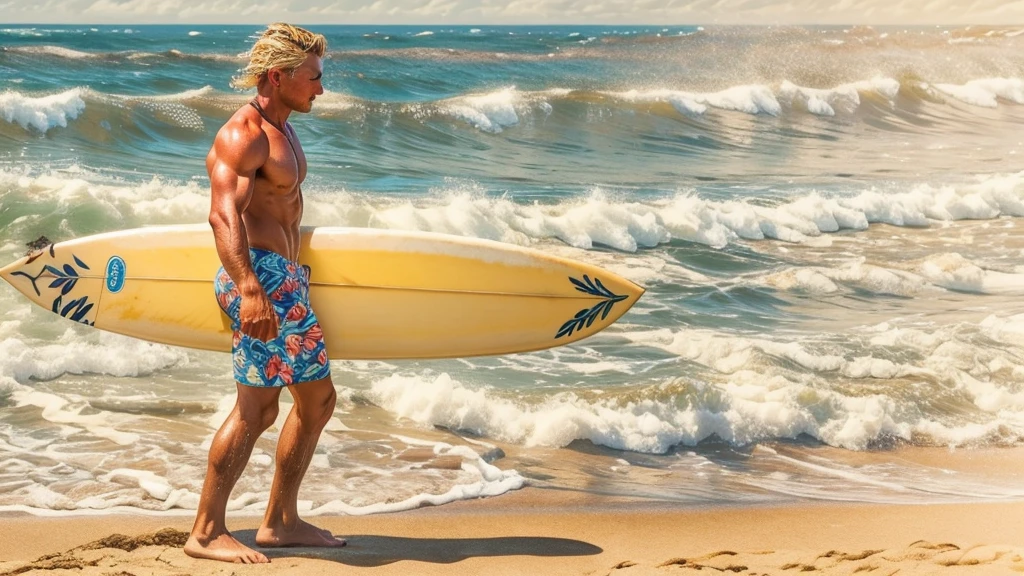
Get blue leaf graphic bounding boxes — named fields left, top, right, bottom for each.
left=61, top=279, right=77, bottom=295
left=555, top=275, right=630, bottom=340
left=49, top=278, right=68, bottom=289
left=44, top=265, right=65, bottom=278
left=63, top=264, right=78, bottom=278
left=556, top=322, right=576, bottom=339
left=70, top=302, right=93, bottom=322
left=569, top=277, right=592, bottom=294
left=62, top=297, right=84, bottom=317
left=73, top=255, right=90, bottom=270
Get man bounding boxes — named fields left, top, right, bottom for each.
left=184, top=23, right=347, bottom=564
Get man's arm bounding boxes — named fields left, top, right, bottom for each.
left=208, top=119, right=278, bottom=342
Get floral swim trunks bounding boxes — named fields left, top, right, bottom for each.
left=214, top=248, right=331, bottom=387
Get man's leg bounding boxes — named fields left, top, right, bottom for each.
left=256, top=376, right=346, bottom=547
left=185, top=383, right=282, bottom=563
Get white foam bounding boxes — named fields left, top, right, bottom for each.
left=438, top=87, right=521, bottom=133
left=147, top=85, right=215, bottom=101
left=9, top=45, right=96, bottom=59
left=777, top=78, right=898, bottom=116
left=618, top=325, right=1024, bottom=449
left=366, top=368, right=925, bottom=452
left=0, top=330, right=187, bottom=445
left=704, top=84, right=781, bottom=115
left=0, top=169, right=210, bottom=224
left=916, top=252, right=1024, bottom=293
left=981, top=314, right=1024, bottom=346
left=0, top=88, right=85, bottom=133
left=99, top=469, right=175, bottom=500
left=610, top=85, right=782, bottom=116
left=352, top=187, right=670, bottom=252
left=5, top=168, right=1023, bottom=257
left=307, top=443, right=524, bottom=515
left=318, top=170, right=1021, bottom=252
left=933, top=77, right=1024, bottom=107
left=427, top=87, right=569, bottom=133
left=1, top=330, right=188, bottom=383
left=760, top=259, right=981, bottom=297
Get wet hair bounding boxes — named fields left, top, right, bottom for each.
left=231, top=23, right=327, bottom=90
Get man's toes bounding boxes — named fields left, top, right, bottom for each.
left=242, top=551, right=264, bottom=564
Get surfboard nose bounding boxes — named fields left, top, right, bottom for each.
left=551, top=265, right=645, bottom=343
left=1, top=253, right=43, bottom=304
left=1, top=246, right=103, bottom=326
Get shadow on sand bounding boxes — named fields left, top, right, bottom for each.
left=233, top=530, right=603, bottom=567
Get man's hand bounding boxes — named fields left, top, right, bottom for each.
left=239, top=289, right=279, bottom=342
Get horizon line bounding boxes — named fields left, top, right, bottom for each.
left=1, top=21, right=1020, bottom=27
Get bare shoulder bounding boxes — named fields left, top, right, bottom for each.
left=212, top=107, right=270, bottom=174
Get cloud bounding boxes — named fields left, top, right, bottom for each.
left=1, top=0, right=1021, bottom=24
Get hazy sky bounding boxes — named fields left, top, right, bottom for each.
left=0, top=0, right=1019, bottom=25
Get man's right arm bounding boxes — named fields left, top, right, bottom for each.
left=208, top=119, right=278, bottom=341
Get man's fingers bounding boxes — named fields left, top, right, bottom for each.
left=242, top=317, right=279, bottom=342
left=262, top=318, right=278, bottom=341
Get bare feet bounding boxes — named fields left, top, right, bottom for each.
left=256, top=518, right=347, bottom=548
left=184, top=532, right=270, bottom=564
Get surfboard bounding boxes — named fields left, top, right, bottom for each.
left=0, top=225, right=644, bottom=359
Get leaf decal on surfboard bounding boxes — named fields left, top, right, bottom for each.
left=10, top=249, right=96, bottom=326
left=556, top=275, right=629, bottom=340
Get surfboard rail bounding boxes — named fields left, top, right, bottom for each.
left=0, top=225, right=645, bottom=359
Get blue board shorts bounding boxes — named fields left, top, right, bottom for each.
left=214, top=248, right=331, bottom=387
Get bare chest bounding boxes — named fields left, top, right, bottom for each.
left=257, top=128, right=307, bottom=194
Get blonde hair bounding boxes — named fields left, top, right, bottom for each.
left=231, top=23, right=327, bottom=90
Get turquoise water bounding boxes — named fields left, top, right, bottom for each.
left=1, top=24, right=1023, bottom=515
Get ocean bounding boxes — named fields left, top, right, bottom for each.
left=1, top=23, right=1023, bottom=516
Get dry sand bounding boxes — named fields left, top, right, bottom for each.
left=2, top=487, right=1023, bottom=576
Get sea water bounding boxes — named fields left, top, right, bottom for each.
left=1, top=24, right=1023, bottom=515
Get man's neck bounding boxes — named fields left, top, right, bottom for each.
left=251, top=94, right=290, bottom=128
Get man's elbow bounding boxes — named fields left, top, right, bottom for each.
left=208, top=209, right=231, bottom=232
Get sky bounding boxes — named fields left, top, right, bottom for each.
left=0, top=0, right=1020, bottom=25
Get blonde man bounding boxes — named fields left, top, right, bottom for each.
left=185, top=23, right=346, bottom=564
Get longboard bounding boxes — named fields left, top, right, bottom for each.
left=0, top=225, right=644, bottom=359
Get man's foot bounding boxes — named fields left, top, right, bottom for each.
left=184, top=532, right=270, bottom=564
left=255, top=518, right=347, bottom=548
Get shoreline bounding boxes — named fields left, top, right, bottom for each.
left=3, top=487, right=1024, bottom=575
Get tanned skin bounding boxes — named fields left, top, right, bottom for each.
left=184, top=54, right=347, bottom=564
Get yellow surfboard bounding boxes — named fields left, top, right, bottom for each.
left=0, top=225, right=644, bottom=359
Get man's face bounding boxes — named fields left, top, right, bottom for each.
left=278, top=53, right=324, bottom=113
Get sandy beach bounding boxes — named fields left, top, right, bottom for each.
left=2, top=485, right=1023, bottom=576
left=2, top=18, right=1024, bottom=576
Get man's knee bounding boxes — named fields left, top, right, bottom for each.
left=293, top=379, right=336, bottom=427
left=312, top=383, right=336, bottom=426
left=236, top=388, right=281, bottom=432
left=322, top=386, right=337, bottom=422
